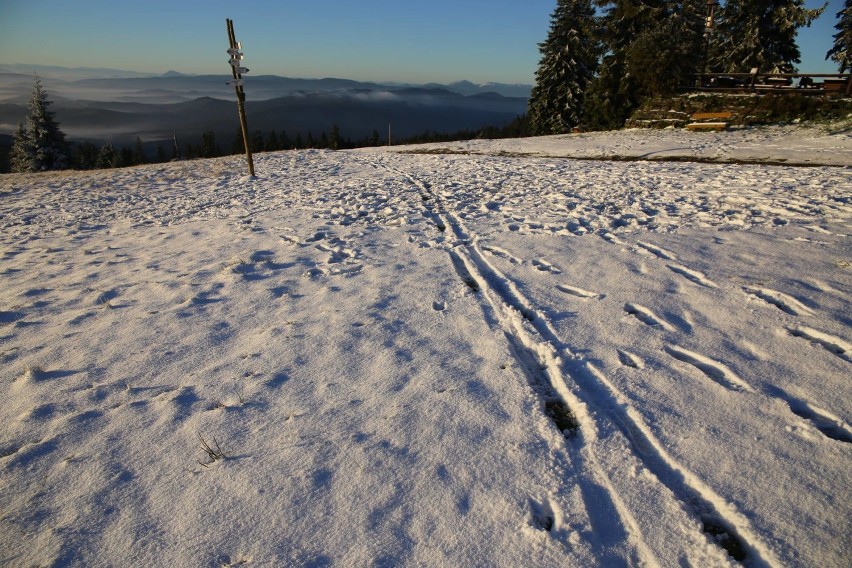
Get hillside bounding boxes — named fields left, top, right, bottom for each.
left=1, top=125, right=850, bottom=567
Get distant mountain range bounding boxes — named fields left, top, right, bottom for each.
left=0, top=64, right=531, bottom=147
left=0, top=64, right=532, bottom=101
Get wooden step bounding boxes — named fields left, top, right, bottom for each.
left=686, top=122, right=728, bottom=131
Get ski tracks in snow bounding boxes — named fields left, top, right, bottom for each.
left=362, top=156, right=786, bottom=567
left=357, top=153, right=852, bottom=566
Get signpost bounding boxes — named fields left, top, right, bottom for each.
left=226, top=18, right=255, bottom=177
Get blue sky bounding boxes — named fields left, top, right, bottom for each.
left=0, top=0, right=844, bottom=85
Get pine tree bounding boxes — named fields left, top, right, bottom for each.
left=96, top=142, right=116, bottom=169
left=0, top=140, right=10, bottom=174
left=624, top=0, right=707, bottom=94
left=582, top=60, right=635, bottom=131
left=200, top=131, right=217, bottom=158
left=10, top=78, right=70, bottom=172
left=266, top=130, right=280, bottom=152
left=119, top=147, right=133, bottom=168
left=710, top=0, right=825, bottom=73
left=580, top=1, right=706, bottom=130
left=232, top=128, right=245, bottom=155
left=528, top=0, right=600, bottom=134
left=73, top=141, right=99, bottom=169
left=330, top=124, right=341, bottom=150
left=581, top=0, right=653, bottom=130
left=826, top=0, right=852, bottom=72
left=133, top=137, right=146, bottom=165
left=251, top=130, right=264, bottom=152
left=10, top=123, right=32, bottom=173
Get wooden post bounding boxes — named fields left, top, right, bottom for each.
left=701, top=0, right=718, bottom=79
left=227, top=18, right=255, bottom=177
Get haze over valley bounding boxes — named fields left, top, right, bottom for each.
left=0, top=65, right=531, bottom=148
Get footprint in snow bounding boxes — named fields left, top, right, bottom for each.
left=666, top=263, right=718, bottom=288
left=94, top=289, right=119, bottom=307
left=600, top=232, right=626, bottom=246
left=664, top=345, right=753, bottom=392
left=480, top=244, right=522, bottom=264
left=555, top=284, right=602, bottom=299
left=744, top=287, right=814, bottom=317
left=304, top=231, right=328, bottom=243
left=532, top=259, right=562, bottom=274
left=316, top=243, right=357, bottom=264
left=637, top=241, right=678, bottom=261
left=765, top=385, right=852, bottom=444
left=624, top=303, right=673, bottom=331
left=617, top=349, right=644, bottom=369
left=249, top=250, right=275, bottom=262
left=526, top=496, right=556, bottom=532
left=786, top=325, right=851, bottom=361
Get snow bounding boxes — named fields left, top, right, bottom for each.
left=1, top=124, right=850, bottom=567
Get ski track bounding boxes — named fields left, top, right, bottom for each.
left=366, top=156, right=784, bottom=567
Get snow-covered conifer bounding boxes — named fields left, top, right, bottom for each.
left=582, top=1, right=705, bottom=130
left=10, top=123, right=33, bottom=174
left=625, top=0, right=707, bottom=93
left=528, top=0, right=600, bottom=134
left=826, top=0, right=851, bottom=72
left=15, top=78, right=69, bottom=172
left=710, top=0, right=825, bottom=73
left=96, top=142, right=116, bottom=169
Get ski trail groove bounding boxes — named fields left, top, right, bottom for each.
left=364, top=158, right=656, bottom=564
left=445, top=229, right=656, bottom=565
left=374, top=159, right=781, bottom=567
left=454, top=217, right=768, bottom=566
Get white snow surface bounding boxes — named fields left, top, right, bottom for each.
left=1, top=125, right=850, bottom=567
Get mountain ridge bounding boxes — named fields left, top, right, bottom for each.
left=0, top=63, right=532, bottom=101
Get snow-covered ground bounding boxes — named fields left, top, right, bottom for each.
left=1, top=124, right=850, bottom=567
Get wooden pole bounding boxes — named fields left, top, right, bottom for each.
left=227, top=18, right=255, bottom=177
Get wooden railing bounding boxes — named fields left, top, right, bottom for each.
left=694, top=72, right=851, bottom=96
